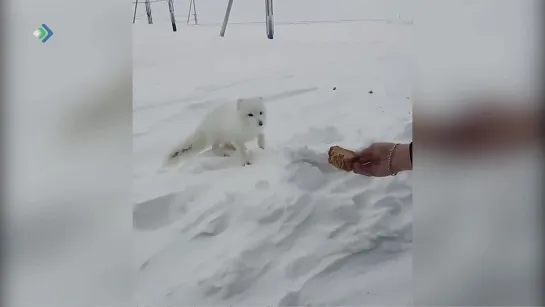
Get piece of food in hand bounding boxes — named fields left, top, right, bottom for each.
left=328, top=146, right=357, bottom=171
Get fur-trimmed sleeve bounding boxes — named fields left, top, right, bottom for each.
left=409, top=142, right=413, bottom=163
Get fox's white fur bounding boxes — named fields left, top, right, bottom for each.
left=165, top=96, right=267, bottom=167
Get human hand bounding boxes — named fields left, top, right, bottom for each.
left=352, top=142, right=412, bottom=177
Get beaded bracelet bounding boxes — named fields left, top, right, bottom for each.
left=387, top=143, right=399, bottom=176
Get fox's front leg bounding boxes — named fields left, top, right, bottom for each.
left=258, top=133, right=265, bottom=149
left=233, top=142, right=251, bottom=166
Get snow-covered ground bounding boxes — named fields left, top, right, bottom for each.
left=133, top=0, right=412, bottom=305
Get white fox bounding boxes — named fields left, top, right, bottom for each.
left=164, top=96, right=267, bottom=167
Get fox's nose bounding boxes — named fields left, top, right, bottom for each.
left=258, top=121, right=263, bottom=126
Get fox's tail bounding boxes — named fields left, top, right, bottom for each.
left=163, top=130, right=208, bottom=168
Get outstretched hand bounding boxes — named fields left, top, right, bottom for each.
left=352, top=142, right=412, bottom=177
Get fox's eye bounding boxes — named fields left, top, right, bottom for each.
left=259, top=112, right=263, bottom=115
left=248, top=113, right=253, bottom=117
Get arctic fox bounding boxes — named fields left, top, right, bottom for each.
left=165, top=96, right=267, bottom=167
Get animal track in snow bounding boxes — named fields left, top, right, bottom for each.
left=192, top=212, right=230, bottom=238
left=285, top=163, right=327, bottom=191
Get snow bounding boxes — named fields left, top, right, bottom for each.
left=133, top=0, right=412, bottom=305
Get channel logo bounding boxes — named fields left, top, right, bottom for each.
left=33, top=24, right=54, bottom=43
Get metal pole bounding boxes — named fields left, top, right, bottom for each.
left=168, top=0, right=177, bottom=31
left=220, top=0, right=234, bottom=37
left=265, top=0, right=274, bottom=39
left=145, top=0, right=153, bottom=24
left=132, top=0, right=139, bottom=23
left=187, top=0, right=193, bottom=24
left=192, top=0, right=199, bottom=25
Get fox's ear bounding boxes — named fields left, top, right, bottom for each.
left=236, top=98, right=243, bottom=110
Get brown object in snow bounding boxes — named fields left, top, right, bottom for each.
left=328, top=146, right=357, bottom=171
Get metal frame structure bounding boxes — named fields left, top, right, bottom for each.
left=187, top=0, right=199, bottom=25
left=144, top=0, right=153, bottom=24
left=167, top=0, right=177, bottom=31
left=220, top=0, right=274, bottom=39
left=132, top=1, right=139, bottom=23
left=265, top=0, right=274, bottom=39
left=132, top=0, right=179, bottom=32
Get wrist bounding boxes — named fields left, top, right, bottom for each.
left=391, top=143, right=412, bottom=173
